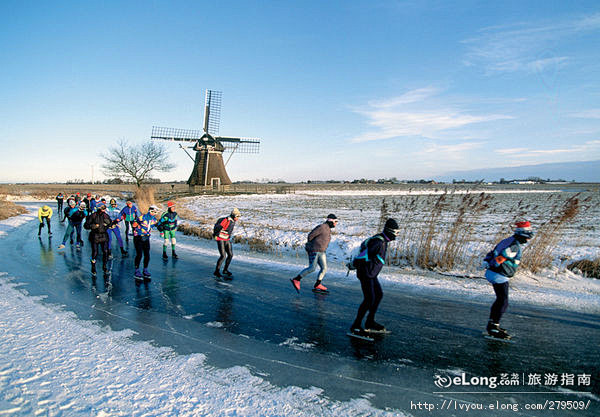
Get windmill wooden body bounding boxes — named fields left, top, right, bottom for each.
left=151, top=90, right=260, bottom=191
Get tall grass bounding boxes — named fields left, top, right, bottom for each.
left=133, top=186, right=156, bottom=214
left=381, top=191, right=595, bottom=275
left=522, top=194, right=588, bottom=273
left=0, top=197, right=28, bottom=220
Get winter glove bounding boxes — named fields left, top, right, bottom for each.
left=160, top=232, right=164, bottom=238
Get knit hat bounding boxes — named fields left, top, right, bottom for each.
left=79, top=202, right=86, bottom=208
left=167, top=201, right=175, bottom=208
left=326, top=213, right=338, bottom=220
left=383, top=218, right=400, bottom=238
left=514, top=220, right=534, bottom=238
left=148, top=205, right=159, bottom=213
left=231, top=208, right=241, bottom=218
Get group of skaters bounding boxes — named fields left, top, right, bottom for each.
left=291, top=215, right=533, bottom=341
left=46, top=192, right=180, bottom=279
left=45, top=193, right=534, bottom=341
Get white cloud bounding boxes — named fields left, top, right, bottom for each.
left=350, top=88, right=512, bottom=142
left=505, top=140, right=600, bottom=158
left=570, top=109, right=600, bottom=119
left=463, top=13, right=600, bottom=74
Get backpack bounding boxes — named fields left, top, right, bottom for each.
left=213, top=217, right=228, bottom=237
left=346, top=235, right=385, bottom=274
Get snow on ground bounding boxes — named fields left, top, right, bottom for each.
left=0, top=212, right=400, bottom=416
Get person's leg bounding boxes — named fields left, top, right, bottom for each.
left=62, top=222, right=73, bottom=245
left=223, top=241, right=233, bottom=272
left=142, top=239, right=151, bottom=269
left=297, top=252, right=318, bottom=279
left=75, top=223, right=83, bottom=245
left=107, top=229, right=113, bottom=251
left=216, top=240, right=226, bottom=272
left=134, top=237, right=143, bottom=269
left=490, top=282, right=509, bottom=324
left=45, top=217, right=51, bottom=234
left=38, top=222, right=43, bottom=236
left=352, top=276, right=375, bottom=329
left=365, top=278, right=383, bottom=326
left=314, top=252, right=328, bottom=286
left=101, top=241, right=109, bottom=271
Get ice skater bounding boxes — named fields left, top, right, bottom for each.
left=120, top=200, right=139, bottom=242
left=106, top=198, right=128, bottom=258
left=483, top=220, right=534, bottom=339
left=158, top=201, right=179, bottom=259
left=213, top=208, right=241, bottom=278
left=37, top=205, right=53, bottom=237
left=349, top=218, right=399, bottom=338
left=84, top=202, right=114, bottom=276
left=132, top=205, right=159, bottom=280
left=290, top=214, right=338, bottom=293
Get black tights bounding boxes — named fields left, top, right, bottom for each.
left=91, top=240, right=109, bottom=264
left=134, top=236, right=151, bottom=269
left=490, top=282, right=509, bottom=323
left=353, top=275, right=383, bottom=327
left=216, top=240, right=233, bottom=272
left=38, top=217, right=51, bottom=234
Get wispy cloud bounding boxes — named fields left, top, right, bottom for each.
left=463, top=13, right=600, bottom=74
left=351, top=88, right=512, bottom=142
left=570, top=109, right=600, bottom=119
left=500, top=140, right=600, bottom=158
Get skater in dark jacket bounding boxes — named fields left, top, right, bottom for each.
left=483, top=220, right=534, bottom=339
left=84, top=203, right=114, bottom=276
left=56, top=193, right=64, bottom=215
left=213, top=208, right=241, bottom=278
left=349, top=218, right=399, bottom=337
left=290, top=214, right=338, bottom=293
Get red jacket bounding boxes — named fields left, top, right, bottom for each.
left=214, top=216, right=236, bottom=241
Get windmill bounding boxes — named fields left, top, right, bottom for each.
left=151, top=90, right=260, bottom=190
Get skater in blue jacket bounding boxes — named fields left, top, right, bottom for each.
left=483, top=220, right=534, bottom=339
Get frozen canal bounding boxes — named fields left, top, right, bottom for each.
left=0, top=204, right=598, bottom=416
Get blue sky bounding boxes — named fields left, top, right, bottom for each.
left=1, top=0, right=599, bottom=183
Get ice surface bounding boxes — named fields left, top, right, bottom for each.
left=0, top=212, right=403, bottom=416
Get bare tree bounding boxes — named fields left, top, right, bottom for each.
left=101, top=140, right=175, bottom=187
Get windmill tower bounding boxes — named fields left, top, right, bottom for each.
left=151, top=90, right=260, bottom=191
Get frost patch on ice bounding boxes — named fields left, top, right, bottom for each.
left=0, top=279, right=401, bottom=416
left=280, top=337, right=316, bottom=351
left=205, top=321, right=224, bottom=328
left=183, top=313, right=204, bottom=320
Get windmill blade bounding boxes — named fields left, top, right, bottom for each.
left=204, top=90, right=222, bottom=136
left=151, top=126, right=203, bottom=142
left=216, top=137, right=260, bottom=154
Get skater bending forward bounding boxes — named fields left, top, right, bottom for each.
left=213, top=208, right=241, bottom=278
left=483, top=220, right=534, bottom=339
left=350, top=218, right=399, bottom=337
